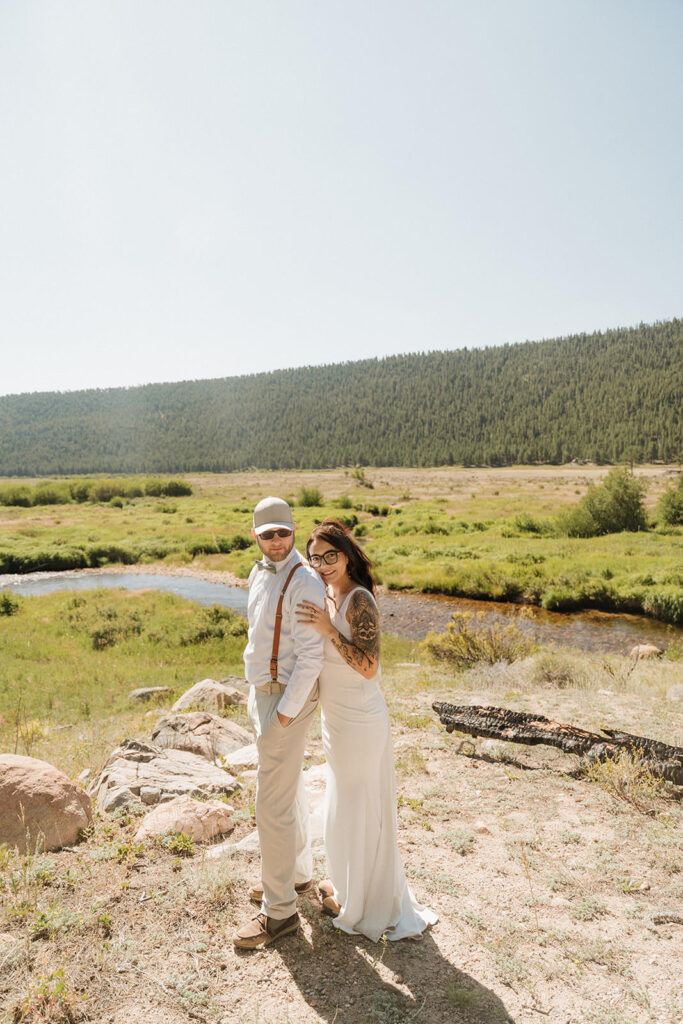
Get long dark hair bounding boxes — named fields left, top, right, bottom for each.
left=306, top=519, right=376, bottom=595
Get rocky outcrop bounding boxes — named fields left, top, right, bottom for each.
left=151, top=712, right=252, bottom=762
left=89, top=739, right=240, bottom=813
left=171, top=677, right=247, bottom=713
left=0, top=754, right=92, bottom=853
left=134, top=794, right=235, bottom=843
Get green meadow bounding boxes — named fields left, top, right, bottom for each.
left=0, top=465, right=681, bottom=622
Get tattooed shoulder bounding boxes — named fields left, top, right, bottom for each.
left=348, top=589, right=380, bottom=660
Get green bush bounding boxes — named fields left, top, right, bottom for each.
left=560, top=467, right=647, bottom=537
left=658, top=474, right=683, bottom=526
left=421, top=611, right=536, bottom=668
left=31, top=482, right=71, bottom=505
left=179, top=604, right=248, bottom=645
left=297, top=486, right=323, bottom=507
left=0, top=484, right=33, bottom=506
left=0, top=592, right=20, bottom=616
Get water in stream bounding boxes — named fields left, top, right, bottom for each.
left=1, top=570, right=680, bottom=656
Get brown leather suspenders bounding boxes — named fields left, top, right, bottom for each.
left=269, top=562, right=303, bottom=683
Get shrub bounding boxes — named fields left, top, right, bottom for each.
left=297, top=486, right=323, bottom=507
left=658, top=474, right=683, bottom=526
left=164, top=478, right=192, bottom=496
left=0, top=484, right=33, bottom=506
left=0, top=592, right=20, bottom=616
left=32, top=482, right=71, bottom=505
left=529, top=650, right=579, bottom=688
left=180, top=604, right=248, bottom=645
left=560, top=467, right=647, bottom=536
left=421, top=611, right=536, bottom=668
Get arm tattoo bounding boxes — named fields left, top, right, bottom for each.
left=330, top=590, right=380, bottom=674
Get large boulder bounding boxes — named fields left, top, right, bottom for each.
left=89, top=739, right=240, bottom=813
left=151, top=712, right=252, bottom=762
left=0, top=754, right=92, bottom=853
left=629, top=644, right=663, bottom=660
left=221, top=743, right=258, bottom=771
left=171, top=677, right=247, bottom=713
left=134, top=795, right=235, bottom=843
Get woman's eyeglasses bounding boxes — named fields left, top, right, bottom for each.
left=259, top=529, right=293, bottom=540
left=309, top=551, right=340, bottom=567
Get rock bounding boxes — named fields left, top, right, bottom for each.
left=207, top=762, right=325, bottom=860
left=629, top=644, right=663, bottom=660
left=77, top=767, right=92, bottom=785
left=221, top=743, right=258, bottom=771
left=666, top=684, right=683, bottom=703
left=135, top=794, right=235, bottom=843
left=172, top=678, right=247, bottom=713
left=0, top=754, right=93, bottom=853
left=473, top=821, right=491, bottom=835
left=151, top=712, right=252, bottom=762
left=129, top=686, right=172, bottom=702
left=89, top=739, right=240, bottom=813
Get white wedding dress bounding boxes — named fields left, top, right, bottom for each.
left=319, top=586, right=438, bottom=942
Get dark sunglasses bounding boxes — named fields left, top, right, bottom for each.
left=259, top=529, right=293, bottom=540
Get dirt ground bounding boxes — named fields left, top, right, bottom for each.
left=2, top=657, right=682, bottom=1024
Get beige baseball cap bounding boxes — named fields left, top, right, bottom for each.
left=252, top=496, right=295, bottom=535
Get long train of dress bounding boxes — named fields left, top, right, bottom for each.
left=319, top=587, right=438, bottom=942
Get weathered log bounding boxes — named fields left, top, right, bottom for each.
left=432, top=703, right=683, bottom=786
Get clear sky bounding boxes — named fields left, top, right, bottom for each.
left=1, top=0, right=681, bottom=397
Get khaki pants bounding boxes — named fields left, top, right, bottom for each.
left=248, top=683, right=319, bottom=920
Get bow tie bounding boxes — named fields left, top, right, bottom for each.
left=254, top=560, right=276, bottom=574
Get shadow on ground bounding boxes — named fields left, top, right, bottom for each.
left=273, top=901, right=514, bottom=1024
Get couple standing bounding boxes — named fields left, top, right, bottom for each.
left=233, top=496, right=437, bottom=950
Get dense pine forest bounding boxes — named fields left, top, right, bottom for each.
left=0, top=320, right=680, bottom=475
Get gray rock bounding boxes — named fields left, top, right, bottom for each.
left=129, top=686, right=173, bottom=702
left=0, top=754, right=92, bottom=853
left=151, top=712, right=252, bottom=762
left=89, top=739, right=240, bottom=814
left=171, top=677, right=246, bottom=713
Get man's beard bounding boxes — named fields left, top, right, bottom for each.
left=259, top=537, right=295, bottom=562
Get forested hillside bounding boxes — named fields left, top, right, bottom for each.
left=0, top=320, right=680, bottom=474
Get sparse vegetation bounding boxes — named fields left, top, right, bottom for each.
left=422, top=611, right=537, bottom=668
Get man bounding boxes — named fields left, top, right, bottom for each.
left=233, top=496, right=326, bottom=950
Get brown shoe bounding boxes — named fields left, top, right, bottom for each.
left=233, top=912, right=300, bottom=950
left=248, top=879, right=316, bottom=905
left=318, top=879, right=341, bottom=917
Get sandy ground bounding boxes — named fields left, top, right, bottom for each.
left=2, top=661, right=682, bottom=1024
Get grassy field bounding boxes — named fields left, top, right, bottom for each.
left=1, top=466, right=681, bottom=622
left=1, top=587, right=682, bottom=1024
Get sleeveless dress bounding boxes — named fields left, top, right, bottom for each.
left=319, top=586, right=438, bottom=942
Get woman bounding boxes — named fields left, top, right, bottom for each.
left=296, top=519, right=437, bottom=942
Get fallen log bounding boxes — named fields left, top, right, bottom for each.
left=431, top=703, right=683, bottom=786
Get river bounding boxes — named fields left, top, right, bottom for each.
left=1, top=567, right=680, bottom=656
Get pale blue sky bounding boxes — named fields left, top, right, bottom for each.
left=1, top=0, right=681, bottom=397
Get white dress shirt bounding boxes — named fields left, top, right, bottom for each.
left=243, top=546, right=326, bottom=719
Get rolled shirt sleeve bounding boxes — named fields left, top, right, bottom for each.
left=277, top=569, right=326, bottom=719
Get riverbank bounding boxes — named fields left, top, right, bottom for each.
left=3, top=564, right=681, bottom=656
left=1, top=466, right=681, bottom=623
